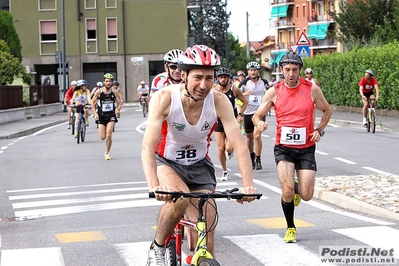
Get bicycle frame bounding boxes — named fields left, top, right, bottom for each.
left=366, top=98, right=376, bottom=133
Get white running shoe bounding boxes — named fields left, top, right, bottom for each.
left=225, top=150, right=234, bottom=160
left=221, top=171, right=229, bottom=181
left=363, top=117, right=367, bottom=125
left=146, top=242, right=166, bottom=266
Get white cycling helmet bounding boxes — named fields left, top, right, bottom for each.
left=71, top=80, right=77, bottom=86
left=365, top=69, right=374, bottom=76
left=246, top=61, right=261, bottom=70
left=163, top=49, right=183, bottom=64
left=96, top=82, right=103, bottom=87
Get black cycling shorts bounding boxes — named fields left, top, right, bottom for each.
left=274, top=145, right=317, bottom=171
left=244, top=114, right=265, bottom=134
left=363, top=91, right=374, bottom=99
left=97, top=114, right=118, bottom=126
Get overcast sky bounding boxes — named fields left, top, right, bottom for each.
left=227, top=0, right=274, bottom=42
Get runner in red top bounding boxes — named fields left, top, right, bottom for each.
left=252, top=52, right=332, bottom=244
left=63, top=80, right=77, bottom=129
left=358, top=69, right=380, bottom=125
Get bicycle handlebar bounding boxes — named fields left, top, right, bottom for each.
left=149, top=188, right=262, bottom=201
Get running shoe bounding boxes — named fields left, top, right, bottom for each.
left=283, top=228, right=297, bottom=243
left=363, top=117, right=367, bottom=126
left=86, top=120, right=89, bottom=127
left=294, top=177, right=301, bottom=207
left=67, top=123, right=71, bottom=129
left=104, top=153, right=111, bottom=160
left=225, top=150, right=234, bottom=160
left=255, top=158, right=262, bottom=170
left=146, top=242, right=166, bottom=266
left=74, top=131, right=78, bottom=138
left=221, top=171, right=229, bottom=181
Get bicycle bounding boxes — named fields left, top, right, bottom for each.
left=71, top=104, right=91, bottom=144
left=149, top=188, right=262, bottom=266
left=366, top=98, right=377, bottom=133
left=140, top=95, right=148, bottom=117
left=70, top=107, right=76, bottom=136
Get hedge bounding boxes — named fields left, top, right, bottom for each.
left=302, top=41, right=399, bottom=110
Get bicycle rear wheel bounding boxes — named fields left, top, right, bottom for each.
left=198, top=258, right=221, bottom=266
left=143, top=102, right=147, bottom=117
left=165, top=239, right=177, bottom=266
left=77, top=128, right=80, bottom=144
left=366, top=112, right=371, bottom=133
left=71, top=115, right=76, bottom=135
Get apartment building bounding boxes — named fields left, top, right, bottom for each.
left=7, top=0, right=188, bottom=102
left=269, top=0, right=342, bottom=75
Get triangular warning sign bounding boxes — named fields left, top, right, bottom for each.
left=296, top=32, right=310, bottom=45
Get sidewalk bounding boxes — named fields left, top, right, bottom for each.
left=0, top=106, right=398, bottom=221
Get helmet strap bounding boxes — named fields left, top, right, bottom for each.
left=184, top=82, right=199, bottom=102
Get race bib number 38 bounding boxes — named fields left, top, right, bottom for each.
left=280, top=126, right=306, bottom=145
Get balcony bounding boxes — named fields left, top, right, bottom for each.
left=310, top=37, right=337, bottom=48
left=270, top=18, right=295, bottom=29
left=271, top=0, right=294, bottom=4
left=308, top=14, right=334, bottom=23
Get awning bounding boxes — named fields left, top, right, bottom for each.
left=307, top=23, right=330, bottom=40
left=270, top=51, right=287, bottom=65
left=270, top=4, right=289, bottom=18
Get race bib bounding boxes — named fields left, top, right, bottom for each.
left=102, top=101, right=114, bottom=112
left=248, top=95, right=261, bottom=105
left=280, top=126, right=306, bottom=145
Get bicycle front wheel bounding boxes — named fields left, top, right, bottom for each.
left=143, top=102, right=147, bottom=117
left=165, top=239, right=177, bottom=266
left=81, top=122, right=86, bottom=143
left=371, top=110, right=376, bottom=133
left=77, top=128, right=80, bottom=144
left=71, top=115, right=76, bottom=135
left=366, top=112, right=371, bottom=133
left=198, top=258, right=221, bottom=266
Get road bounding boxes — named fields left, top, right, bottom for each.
left=0, top=106, right=398, bottom=266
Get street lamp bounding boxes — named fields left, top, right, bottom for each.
left=61, top=0, right=67, bottom=112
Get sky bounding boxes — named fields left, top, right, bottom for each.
left=227, top=0, right=274, bottom=42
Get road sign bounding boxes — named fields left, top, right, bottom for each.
left=290, top=45, right=298, bottom=53
left=298, top=45, right=310, bottom=58
left=296, top=32, right=311, bottom=46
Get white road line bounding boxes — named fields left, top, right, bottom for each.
left=261, top=134, right=270, bottom=138
left=8, top=187, right=149, bottom=200
left=362, top=167, right=395, bottom=176
left=225, top=234, right=335, bottom=266
left=316, top=150, right=329, bottom=155
left=1, top=146, right=8, bottom=150
left=6, top=181, right=147, bottom=193
left=1, top=247, right=65, bottom=266
left=334, top=226, right=399, bottom=259
left=334, top=157, right=356, bottom=164
left=253, top=179, right=394, bottom=226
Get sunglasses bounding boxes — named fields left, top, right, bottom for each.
left=168, top=64, right=178, bottom=70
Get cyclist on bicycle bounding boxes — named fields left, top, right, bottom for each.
left=137, top=81, right=149, bottom=112
left=71, top=79, right=91, bottom=137
left=150, top=48, right=183, bottom=95
left=112, top=80, right=124, bottom=104
left=64, top=80, right=77, bottom=129
left=142, top=45, right=258, bottom=266
left=359, top=69, right=380, bottom=126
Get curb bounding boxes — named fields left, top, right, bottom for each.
left=0, top=120, right=66, bottom=139
left=313, top=186, right=399, bottom=222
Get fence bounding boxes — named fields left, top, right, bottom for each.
left=0, top=85, right=60, bottom=110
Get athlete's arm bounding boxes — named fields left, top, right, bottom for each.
left=374, top=83, right=380, bottom=101
left=114, top=90, right=122, bottom=114
left=91, top=90, right=99, bottom=117
left=233, top=86, right=248, bottom=122
left=141, top=88, right=171, bottom=191
left=252, top=87, right=276, bottom=132
left=71, top=91, right=77, bottom=104
left=312, top=83, right=332, bottom=141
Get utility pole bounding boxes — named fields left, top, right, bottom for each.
left=246, top=12, right=250, bottom=59
left=225, top=3, right=229, bottom=68
left=61, top=0, right=67, bottom=112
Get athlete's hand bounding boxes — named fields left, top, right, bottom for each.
left=237, top=187, right=259, bottom=204
left=257, top=121, right=268, bottom=132
left=150, top=186, right=173, bottom=201
left=94, top=113, right=99, bottom=121
left=310, top=130, right=321, bottom=143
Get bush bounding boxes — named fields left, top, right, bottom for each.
left=303, top=41, right=399, bottom=110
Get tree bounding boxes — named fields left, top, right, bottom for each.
left=328, top=0, right=399, bottom=49
left=227, top=33, right=257, bottom=74
left=189, top=0, right=229, bottom=61
left=0, top=40, right=30, bottom=85
left=0, top=11, right=22, bottom=61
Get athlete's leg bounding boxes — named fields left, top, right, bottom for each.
left=105, top=121, right=115, bottom=153
left=278, top=160, right=296, bottom=228
left=215, top=131, right=227, bottom=171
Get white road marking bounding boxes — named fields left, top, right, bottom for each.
left=316, top=150, right=329, bottom=155
left=334, top=157, right=356, bottom=164
left=362, top=167, right=395, bottom=176
left=334, top=226, right=399, bottom=259
left=261, top=134, right=270, bottom=138
left=1, top=146, right=8, bottom=150
left=1, top=247, right=65, bottom=266
left=224, top=234, right=335, bottom=266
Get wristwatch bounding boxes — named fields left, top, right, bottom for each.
left=238, top=113, right=245, bottom=117
left=316, top=128, right=325, bottom=137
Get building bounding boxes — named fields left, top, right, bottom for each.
left=7, top=0, right=188, bottom=102
left=268, top=0, right=343, bottom=76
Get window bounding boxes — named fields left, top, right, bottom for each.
left=107, top=18, right=117, bottom=39
left=105, top=0, right=117, bottom=8
left=85, top=0, right=96, bottom=9
left=39, top=0, right=56, bottom=11
left=106, top=18, right=118, bottom=53
left=40, top=20, right=57, bottom=41
left=296, top=5, right=299, bottom=19
left=302, top=4, right=305, bottom=18
left=86, top=19, right=96, bottom=40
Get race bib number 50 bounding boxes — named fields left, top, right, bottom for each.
left=280, top=126, right=306, bottom=145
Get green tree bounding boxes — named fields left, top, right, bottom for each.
left=0, top=40, right=30, bottom=85
left=328, top=0, right=399, bottom=49
left=0, top=11, right=22, bottom=61
left=189, top=0, right=229, bottom=60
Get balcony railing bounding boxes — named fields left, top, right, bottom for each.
left=270, top=18, right=295, bottom=28
left=271, top=0, right=294, bottom=4
left=308, top=14, right=334, bottom=23
left=311, top=37, right=336, bottom=47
